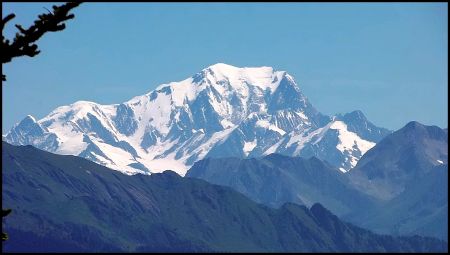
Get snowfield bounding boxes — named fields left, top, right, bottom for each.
left=5, top=63, right=390, bottom=176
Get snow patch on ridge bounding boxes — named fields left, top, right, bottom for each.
left=330, top=121, right=375, bottom=156
left=255, top=119, right=286, bottom=135
left=243, top=139, right=257, bottom=156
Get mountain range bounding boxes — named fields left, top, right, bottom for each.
left=2, top=142, right=447, bottom=252
left=187, top=121, right=448, bottom=241
left=2, top=63, right=447, bottom=250
left=4, top=63, right=391, bottom=175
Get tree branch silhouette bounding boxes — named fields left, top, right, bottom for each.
left=2, top=2, right=81, bottom=241
left=1, top=2, right=81, bottom=81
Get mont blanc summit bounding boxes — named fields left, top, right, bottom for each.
left=5, top=63, right=390, bottom=175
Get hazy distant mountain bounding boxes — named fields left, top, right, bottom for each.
left=187, top=121, right=448, bottom=241
left=349, top=121, right=447, bottom=200
left=4, top=63, right=390, bottom=175
left=186, top=154, right=379, bottom=217
left=2, top=142, right=446, bottom=252
left=352, top=164, right=448, bottom=241
left=348, top=121, right=448, bottom=240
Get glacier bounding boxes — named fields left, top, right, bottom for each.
left=4, top=63, right=391, bottom=176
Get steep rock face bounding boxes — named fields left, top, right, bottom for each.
left=2, top=142, right=447, bottom=252
left=5, top=63, right=389, bottom=175
left=5, top=115, right=59, bottom=152
left=337, top=110, right=391, bottom=143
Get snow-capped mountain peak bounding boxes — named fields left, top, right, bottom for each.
left=5, top=63, right=390, bottom=176
left=152, top=63, right=290, bottom=109
left=201, top=63, right=285, bottom=92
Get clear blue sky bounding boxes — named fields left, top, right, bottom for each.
left=2, top=3, right=448, bottom=133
